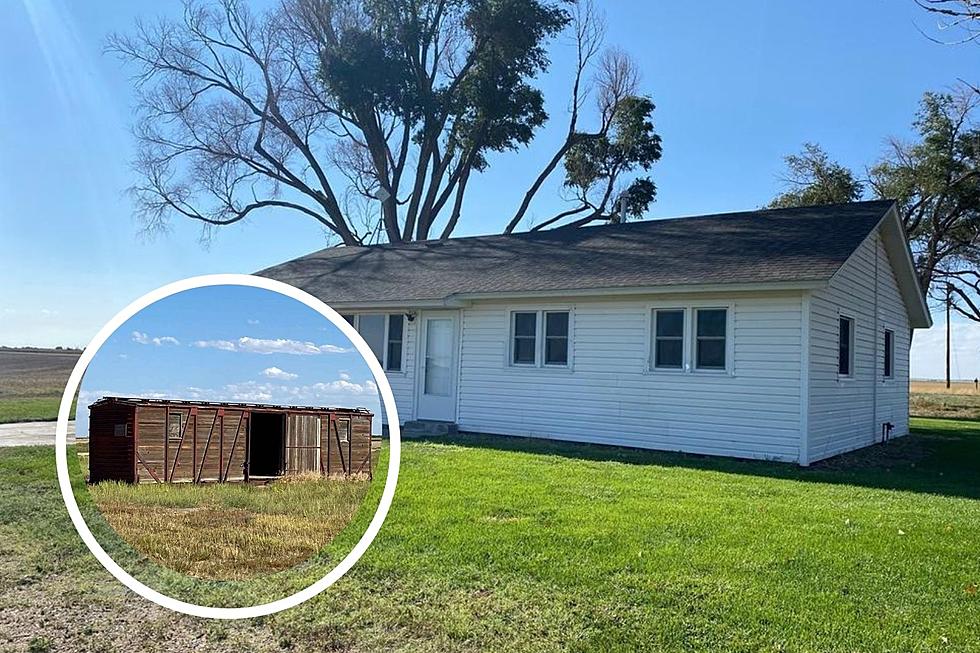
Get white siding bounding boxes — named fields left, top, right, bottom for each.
left=386, top=316, right=417, bottom=424
left=453, top=293, right=805, bottom=462
left=807, top=231, right=911, bottom=462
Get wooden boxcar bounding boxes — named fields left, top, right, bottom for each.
left=88, top=397, right=373, bottom=484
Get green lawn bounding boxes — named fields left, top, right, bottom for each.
left=0, top=419, right=978, bottom=652
left=0, top=396, right=75, bottom=423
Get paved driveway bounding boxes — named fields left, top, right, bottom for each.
left=0, top=421, right=75, bottom=447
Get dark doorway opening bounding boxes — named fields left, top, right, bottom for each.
left=249, top=412, right=285, bottom=477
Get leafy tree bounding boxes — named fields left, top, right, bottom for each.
left=768, top=143, right=863, bottom=209
left=108, top=0, right=662, bottom=245
left=770, top=90, right=980, bottom=322
left=869, top=89, right=980, bottom=319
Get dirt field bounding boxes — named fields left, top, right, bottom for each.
left=0, top=348, right=80, bottom=422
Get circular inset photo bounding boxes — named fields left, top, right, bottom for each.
left=59, top=276, right=400, bottom=617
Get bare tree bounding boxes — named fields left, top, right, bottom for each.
left=108, top=0, right=661, bottom=245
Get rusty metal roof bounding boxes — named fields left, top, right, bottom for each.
left=90, top=396, right=373, bottom=415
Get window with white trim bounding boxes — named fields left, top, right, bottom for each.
left=695, top=308, right=727, bottom=370
left=649, top=305, right=731, bottom=373
left=544, top=311, right=569, bottom=366
left=883, top=328, right=894, bottom=379
left=653, top=309, right=684, bottom=369
left=510, top=310, right=570, bottom=367
left=349, top=314, right=406, bottom=372
left=512, top=311, right=538, bottom=365
left=838, top=316, right=854, bottom=377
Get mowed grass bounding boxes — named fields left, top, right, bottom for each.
left=0, top=420, right=978, bottom=651
left=0, top=348, right=79, bottom=422
left=89, top=476, right=373, bottom=580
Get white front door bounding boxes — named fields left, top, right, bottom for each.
left=417, top=312, right=458, bottom=421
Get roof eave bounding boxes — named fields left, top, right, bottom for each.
left=329, top=280, right=829, bottom=310
left=878, top=205, right=933, bottom=329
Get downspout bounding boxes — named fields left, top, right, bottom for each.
left=872, top=234, right=879, bottom=443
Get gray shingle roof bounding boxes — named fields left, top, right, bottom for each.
left=260, top=200, right=895, bottom=305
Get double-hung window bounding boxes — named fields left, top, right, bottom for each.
left=695, top=308, right=727, bottom=370
left=653, top=309, right=684, bottom=369
left=544, top=311, right=569, bottom=365
left=511, top=310, right=570, bottom=367
left=512, top=312, right=538, bottom=365
left=349, top=314, right=405, bottom=372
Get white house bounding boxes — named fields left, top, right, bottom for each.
left=263, top=200, right=931, bottom=465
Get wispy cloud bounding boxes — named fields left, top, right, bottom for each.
left=222, top=379, right=378, bottom=403
left=190, top=338, right=237, bottom=351
left=132, top=331, right=180, bottom=346
left=262, top=366, right=298, bottom=381
left=192, top=336, right=349, bottom=355
left=247, top=319, right=260, bottom=325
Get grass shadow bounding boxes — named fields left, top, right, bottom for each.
left=407, top=418, right=980, bottom=500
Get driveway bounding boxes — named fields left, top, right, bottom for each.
left=0, top=420, right=75, bottom=447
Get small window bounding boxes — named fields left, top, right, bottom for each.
left=653, top=309, right=685, bottom=369
left=695, top=308, right=727, bottom=370
left=358, top=314, right=386, bottom=364
left=167, top=413, right=182, bottom=440
left=113, top=423, right=128, bottom=437
left=838, top=316, right=854, bottom=376
left=512, top=312, right=537, bottom=365
left=544, top=312, right=569, bottom=366
left=386, top=314, right=404, bottom=372
left=883, top=329, right=894, bottom=378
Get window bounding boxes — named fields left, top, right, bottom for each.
left=510, top=310, right=571, bottom=367
left=386, top=315, right=404, bottom=372
left=883, top=329, right=894, bottom=379
left=838, top=316, right=854, bottom=376
left=653, top=309, right=685, bottom=369
left=358, top=314, right=386, bottom=364
left=512, top=312, right=537, bottom=365
left=544, top=311, right=569, bottom=365
left=350, top=314, right=405, bottom=372
left=695, top=308, right=727, bottom=370
left=113, top=423, right=128, bottom=437
left=167, top=413, right=182, bottom=440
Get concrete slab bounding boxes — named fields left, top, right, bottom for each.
left=0, top=421, right=76, bottom=447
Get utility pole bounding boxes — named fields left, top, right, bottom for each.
left=946, top=283, right=952, bottom=390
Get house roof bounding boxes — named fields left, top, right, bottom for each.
left=260, top=199, right=931, bottom=327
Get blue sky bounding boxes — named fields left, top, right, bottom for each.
left=2, top=1, right=980, bottom=377
left=76, top=285, right=382, bottom=436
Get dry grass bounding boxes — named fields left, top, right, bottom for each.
left=910, top=379, right=980, bottom=420
left=88, top=477, right=372, bottom=580
left=911, top=379, right=980, bottom=395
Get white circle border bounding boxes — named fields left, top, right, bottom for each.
left=55, top=273, right=401, bottom=620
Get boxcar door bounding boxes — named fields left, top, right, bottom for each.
left=285, top=414, right=320, bottom=474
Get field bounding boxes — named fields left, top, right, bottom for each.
left=0, top=348, right=79, bottom=423
left=1, top=419, right=978, bottom=652
left=911, top=379, right=980, bottom=420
